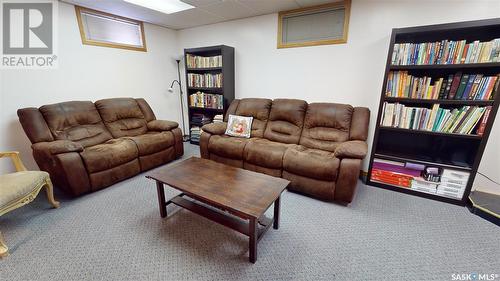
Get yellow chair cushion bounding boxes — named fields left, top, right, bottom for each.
left=0, top=171, right=49, bottom=209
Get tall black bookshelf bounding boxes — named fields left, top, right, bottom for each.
left=184, top=45, right=235, bottom=145
left=367, top=18, right=500, bottom=206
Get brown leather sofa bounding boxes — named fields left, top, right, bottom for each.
left=200, top=98, right=370, bottom=204
left=17, top=98, right=183, bottom=196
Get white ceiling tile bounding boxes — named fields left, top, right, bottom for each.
left=200, top=1, right=261, bottom=21
left=161, top=8, right=225, bottom=29
left=237, top=0, right=299, bottom=14
left=182, top=0, right=224, bottom=8
left=62, top=0, right=332, bottom=30
left=295, top=0, right=342, bottom=8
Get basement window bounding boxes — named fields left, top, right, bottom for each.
left=278, top=1, right=351, bottom=48
left=75, top=6, right=147, bottom=52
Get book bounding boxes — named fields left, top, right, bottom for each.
left=454, top=74, right=470, bottom=99
left=476, top=106, right=491, bottom=136
left=461, top=75, right=476, bottom=100
left=448, top=72, right=463, bottom=99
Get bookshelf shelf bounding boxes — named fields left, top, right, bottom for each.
left=389, top=62, right=500, bottom=70
left=184, top=45, right=235, bottom=145
left=367, top=19, right=500, bottom=206
left=373, top=153, right=472, bottom=171
left=186, top=86, right=223, bottom=92
left=369, top=180, right=463, bottom=205
left=188, top=106, right=224, bottom=112
left=186, top=67, right=223, bottom=71
left=384, top=97, right=495, bottom=105
left=379, top=126, right=482, bottom=139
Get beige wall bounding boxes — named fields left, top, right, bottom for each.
left=177, top=0, right=500, bottom=194
left=0, top=2, right=182, bottom=173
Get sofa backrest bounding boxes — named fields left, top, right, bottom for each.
left=39, top=101, right=113, bottom=147
left=299, top=103, right=354, bottom=152
left=95, top=98, right=151, bottom=138
left=263, top=99, right=307, bottom=144
left=232, top=98, right=272, bottom=138
left=349, top=107, right=370, bottom=141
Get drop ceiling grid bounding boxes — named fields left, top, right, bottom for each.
left=62, top=0, right=337, bottom=30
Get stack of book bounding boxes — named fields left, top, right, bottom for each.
left=187, top=73, right=223, bottom=88
left=391, top=38, right=500, bottom=65
left=191, top=113, right=211, bottom=126
left=189, top=91, right=224, bottom=109
left=371, top=158, right=469, bottom=198
left=437, top=169, right=470, bottom=198
left=381, top=103, right=490, bottom=135
left=190, top=126, right=202, bottom=142
left=186, top=54, right=222, bottom=68
left=371, top=159, right=421, bottom=187
left=411, top=178, right=439, bottom=194
left=213, top=114, right=223, bottom=123
left=385, top=72, right=499, bottom=100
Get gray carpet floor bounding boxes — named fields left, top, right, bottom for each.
left=1, top=144, right=498, bottom=281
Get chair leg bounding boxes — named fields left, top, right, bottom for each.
left=0, top=231, right=9, bottom=258
left=44, top=178, right=60, bottom=208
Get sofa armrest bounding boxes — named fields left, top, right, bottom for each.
left=334, top=141, right=367, bottom=159
left=32, top=140, right=84, bottom=155
left=147, top=120, right=178, bottom=131
left=202, top=122, right=227, bottom=135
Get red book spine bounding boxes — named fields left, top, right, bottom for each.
left=476, top=106, right=491, bottom=136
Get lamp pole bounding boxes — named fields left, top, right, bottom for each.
left=169, top=59, right=189, bottom=142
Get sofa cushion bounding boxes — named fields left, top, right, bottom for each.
left=243, top=139, right=291, bottom=169
left=39, top=101, right=112, bottom=147
left=127, top=132, right=174, bottom=156
left=147, top=120, right=178, bottom=131
left=283, top=145, right=340, bottom=181
left=233, top=98, right=272, bottom=138
left=202, top=122, right=227, bottom=135
left=264, top=99, right=307, bottom=144
left=80, top=138, right=138, bottom=173
left=95, top=98, right=148, bottom=138
left=208, top=135, right=254, bottom=160
left=299, top=103, right=354, bottom=152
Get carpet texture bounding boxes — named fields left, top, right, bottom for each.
left=0, top=144, right=498, bottom=281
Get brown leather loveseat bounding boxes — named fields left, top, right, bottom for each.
left=17, top=98, right=183, bottom=196
left=200, top=98, right=370, bottom=204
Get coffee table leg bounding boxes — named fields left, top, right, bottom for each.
left=273, top=196, right=280, bottom=229
left=156, top=181, right=167, bottom=218
left=249, top=218, right=257, bottom=263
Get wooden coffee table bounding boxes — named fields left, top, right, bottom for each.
left=146, top=157, right=289, bottom=263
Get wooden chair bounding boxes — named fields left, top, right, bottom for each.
left=0, top=151, right=60, bottom=258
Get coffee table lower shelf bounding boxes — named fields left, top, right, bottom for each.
left=156, top=184, right=280, bottom=263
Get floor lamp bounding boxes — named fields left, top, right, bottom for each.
left=168, top=59, right=190, bottom=142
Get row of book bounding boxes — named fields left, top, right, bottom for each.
left=189, top=91, right=224, bottom=109
left=191, top=113, right=211, bottom=126
left=186, top=54, right=222, bottom=68
left=371, top=158, right=469, bottom=199
left=385, top=71, right=499, bottom=100
left=187, top=73, right=223, bottom=88
left=380, top=102, right=491, bottom=135
left=391, top=38, right=500, bottom=65
left=190, top=126, right=202, bottom=142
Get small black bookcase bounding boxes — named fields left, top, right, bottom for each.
left=367, top=18, right=500, bottom=206
left=184, top=45, right=235, bottom=145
